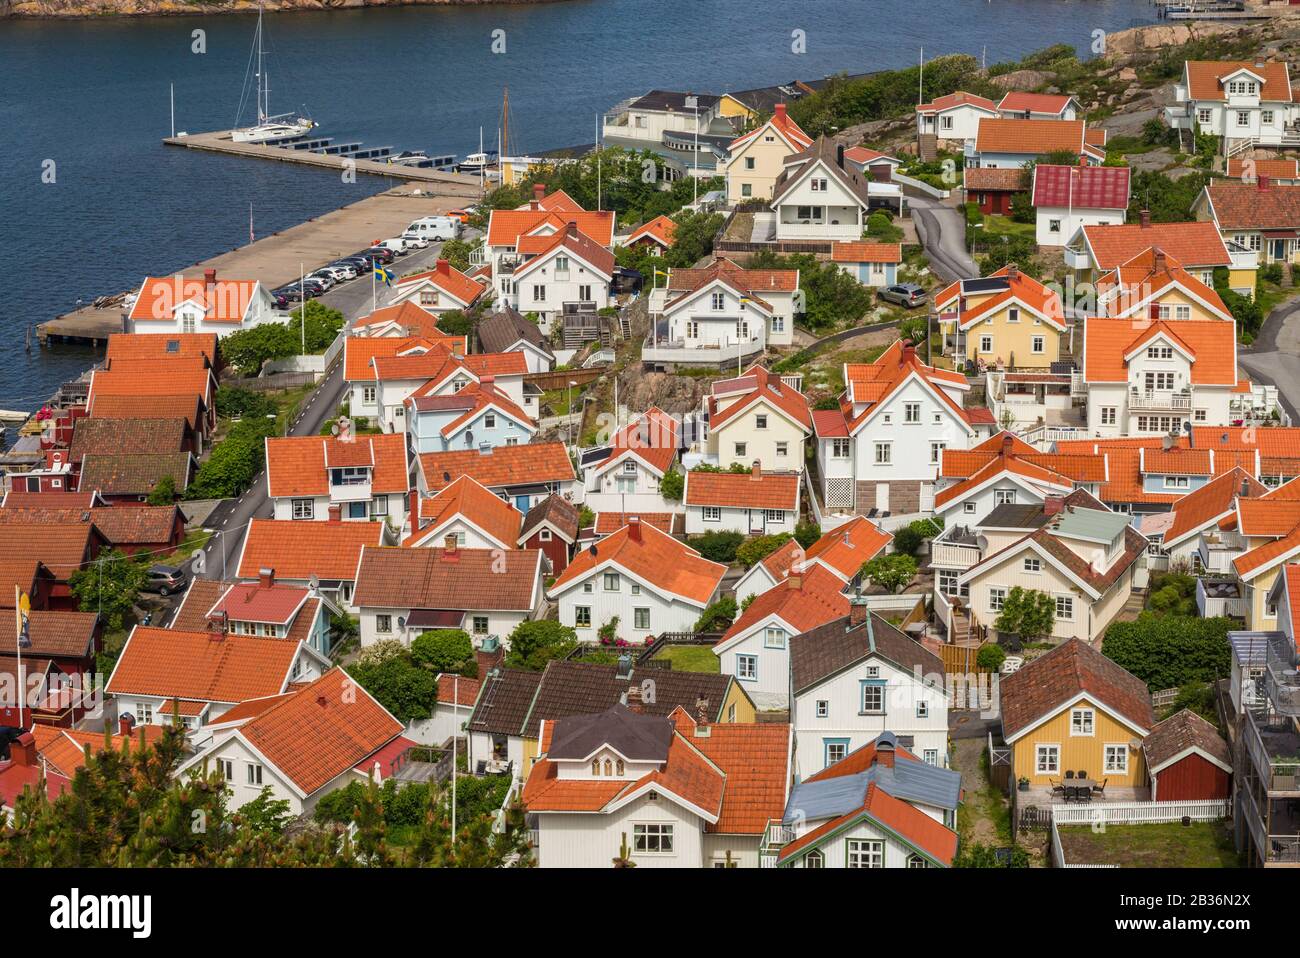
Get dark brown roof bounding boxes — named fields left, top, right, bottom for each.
left=477, top=306, right=553, bottom=358
left=170, top=579, right=227, bottom=631
left=1030, top=524, right=1147, bottom=595
left=546, top=705, right=673, bottom=761
left=10, top=610, right=99, bottom=658
left=0, top=505, right=181, bottom=547
left=70, top=418, right=190, bottom=460
left=1143, top=708, right=1231, bottom=772
left=0, top=524, right=102, bottom=580
left=519, top=494, right=580, bottom=544
left=1206, top=180, right=1300, bottom=231
left=79, top=453, right=191, bottom=496
left=791, top=609, right=944, bottom=694
left=466, top=668, right=543, bottom=736
left=522, top=660, right=737, bottom=739
left=1000, top=639, right=1156, bottom=740
left=352, top=546, right=541, bottom=612
left=772, top=135, right=873, bottom=208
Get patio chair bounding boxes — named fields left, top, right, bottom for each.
left=1075, top=771, right=1088, bottom=780
left=1048, top=778, right=1064, bottom=794
left=1076, top=788, right=1092, bottom=804
left=1092, top=778, right=1107, bottom=796
left=1064, top=770, right=1075, bottom=780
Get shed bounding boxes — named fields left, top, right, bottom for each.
left=1142, top=708, right=1232, bottom=802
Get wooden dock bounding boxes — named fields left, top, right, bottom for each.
left=163, top=129, right=487, bottom=189
left=38, top=182, right=481, bottom=347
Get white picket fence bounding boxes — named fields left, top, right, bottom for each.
left=1050, top=799, right=1230, bottom=868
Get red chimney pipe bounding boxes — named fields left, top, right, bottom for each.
left=435, top=258, right=450, bottom=275
left=533, top=183, right=546, bottom=204
left=775, top=103, right=787, bottom=120
left=627, top=515, right=642, bottom=543
left=258, top=567, right=275, bottom=590
left=1140, top=209, right=1151, bottom=229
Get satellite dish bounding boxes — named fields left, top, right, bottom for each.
left=309, top=573, right=320, bottom=592
left=397, top=616, right=406, bottom=630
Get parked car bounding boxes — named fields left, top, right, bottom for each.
left=444, top=208, right=473, bottom=225
left=305, top=271, right=337, bottom=290
left=376, top=238, right=411, bottom=256
left=266, top=288, right=291, bottom=309
left=402, top=234, right=430, bottom=250
left=273, top=285, right=303, bottom=304
left=361, top=246, right=396, bottom=264
left=299, top=279, right=328, bottom=299
left=336, top=255, right=373, bottom=272
left=143, top=565, right=186, bottom=596
left=317, top=264, right=355, bottom=281
left=329, top=260, right=362, bottom=278
left=878, top=283, right=927, bottom=308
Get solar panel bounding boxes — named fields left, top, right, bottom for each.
left=961, top=277, right=1010, bottom=294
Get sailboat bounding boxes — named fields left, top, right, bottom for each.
left=232, top=6, right=315, bottom=144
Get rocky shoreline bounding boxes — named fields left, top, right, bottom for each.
left=0, top=0, right=571, bottom=20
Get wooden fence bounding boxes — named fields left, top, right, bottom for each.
left=1150, top=687, right=1181, bottom=711
left=524, top=365, right=608, bottom=392
left=637, top=631, right=722, bottom=665
left=221, top=371, right=320, bottom=392
left=937, top=642, right=996, bottom=677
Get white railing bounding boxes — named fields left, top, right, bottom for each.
left=931, top=540, right=981, bottom=569
left=1050, top=818, right=1119, bottom=868
left=935, top=588, right=954, bottom=636
left=1050, top=798, right=1229, bottom=826
left=1129, top=388, right=1192, bottom=412
left=893, top=172, right=949, bottom=200
left=642, top=337, right=765, bottom=365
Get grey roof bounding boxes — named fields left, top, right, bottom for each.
left=466, top=668, right=543, bottom=736
left=771, top=135, right=873, bottom=209
left=980, top=503, right=1054, bottom=530
left=1050, top=506, right=1131, bottom=543
left=791, top=610, right=945, bottom=695
left=784, top=772, right=870, bottom=823
left=477, top=306, right=553, bottom=358
left=629, top=90, right=722, bottom=113
left=546, top=705, right=673, bottom=761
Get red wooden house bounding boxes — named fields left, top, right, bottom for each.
left=1143, top=708, right=1232, bottom=802
left=965, top=167, right=1028, bottom=216
left=518, top=494, right=580, bottom=575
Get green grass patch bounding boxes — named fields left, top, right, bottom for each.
left=1057, top=821, right=1240, bottom=868
left=652, top=644, right=720, bottom=673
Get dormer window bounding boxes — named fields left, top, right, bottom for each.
left=616, top=759, right=625, bottom=776
left=711, top=292, right=725, bottom=310
left=592, top=759, right=600, bottom=776
left=603, top=758, right=612, bottom=776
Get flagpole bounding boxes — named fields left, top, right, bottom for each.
left=14, top=585, right=24, bottom=729
left=452, top=674, right=458, bottom=846
left=372, top=260, right=378, bottom=313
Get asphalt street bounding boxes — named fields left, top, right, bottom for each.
left=1238, top=294, right=1300, bottom=424
left=908, top=195, right=978, bottom=283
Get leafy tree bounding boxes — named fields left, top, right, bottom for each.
left=345, top=651, right=438, bottom=723
left=146, top=474, right=177, bottom=506
left=68, top=549, right=147, bottom=631
left=694, top=595, right=737, bottom=633
left=749, top=250, right=874, bottom=330
left=214, top=385, right=276, bottom=420
left=505, top=620, right=578, bottom=671
left=666, top=210, right=725, bottom=268
left=1102, top=614, right=1233, bottom=691
left=186, top=418, right=276, bottom=500
left=1147, top=572, right=1197, bottom=617
left=286, top=300, right=345, bottom=352
left=976, top=644, right=1007, bottom=672
left=239, top=787, right=294, bottom=835
left=794, top=520, right=822, bottom=550
left=411, top=629, right=477, bottom=677
left=736, top=533, right=793, bottom=569
left=1126, top=169, right=1212, bottom=224
left=992, top=586, right=1055, bottom=643
left=865, top=211, right=903, bottom=242
left=658, top=468, right=684, bottom=501
left=218, top=322, right=298, bottom=376
left=686, top=530, right=744, bottom=563
left=1220, top=287, right=1264, bottom=340
left=434, top=309, right=475, bottom=338
left=439, top=238, right=478, bottom=272
left=578, top=505, right=596, bottom=528
left=892, top=525, right=924, bottom=557
left=860, top=554, right=917, bottom=593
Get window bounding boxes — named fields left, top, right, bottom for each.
left=472, top=616, right=489, bottom=635
left=741, top=182, right=753, bottom=197
left=1197, top=108, right=1212, bottom=124
left=1070, top=708, right=1095, bottom=736
left=1056, top=595, right=1074, bottom=621
left=861, top=683, right=885, bottom=714
left=711, top=291, right=725, bottom=310
left=963, top=501, right=978, bottom=514
left=630, top=584, right=640, bottom=595
left=1104, top=744, right=1129, bottom=774
left=1263, top=109, right=1275, bottom=125
left=994, top=489, right=1016, bottom=505
left=764, top=626, right=787, bottom=649
left=362, top=386, right=377, bottom=405
left=755, top=414, right=768, bottom=430
left=874, top=442, right=891, bottom=465
left=764, top=509, right=785, bottom=524
left=1194, top=409, right=1207, bottom=423
left=591, top=759, right=600, bottom=776
left=815, top=700, right=829, bottom=718
left=1162, top=475, right=1190, bottom=490
left=539, top=529, right=553, bottom=542
left=824, top=739, right=849, bottom=765
left=1035, top=744, right=1060, bottom=775
left=916, top=700, right=929, bottom=719
left=979, top=335, right=993, bottom=353
left=734, top=442, right=747, bottom=458
left=776, top=441, right=788, bottom=457
left=370, top=495, right=388, bottom=518
left=771, top=316, right=785, bottom=333
left=904, top=402, right=921, bottom=424
left=138, top=703, right=153, bottom=725
left=1237, top=111, right=1250, bottom=127
left=633, top=608, right=650, bottom=630
left=376, top=615, right=392, bottom=634
left=217, top=759, right=233, bottom=782
left=1148, top=345, right=1173, bottom=359
left=703, top=506, right=721, bottom=522
left=805, top=850, right=825, bottom=868
left=484, top=413, right=496, bottom=429
left=1031, top=336, right=1045, bottom=354
left=930, top=442, right=946, bottom=465
left=1023, top=557, right=1041, bottom=573
left=603, top=572, right=620, bottom=591
left=1007, top=307, right=1020, bottom=324
left=727, top=703, right=736, bottom=722
left=810, top=177, right=828, bottom=192
left=846, top=839, right=884, bottom=868
left=907, top=854, right=930, bottom=868
left=832, top=439, right=850, bottom=459
left=989, top=587, right=1006, bottom=613
left=736, top=654, right=757, bottom=680
left=923, top=749, right=940, bottom=767
left=1048, top=218, right=1062, bottom=234
left=247, top=763, right=263, bottom=786
left=583, top=581, right=594, bottom=594
left=1101, top=406, right=1117, bottom=426
left=532, top=284, right=547, bottom=302
left=291, top=498, right=314, bottom=520
left=633, top=823, right=673, bottom=854
left=574, top=606, right=591, bottom=627
left=745, top=156, right=755, bottom=170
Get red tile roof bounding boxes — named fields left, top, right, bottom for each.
left=342, top=336, right=460, bottom=382
left=105, top=332, right=218, bottom=367
left=587, top=407, right=679, bottom=477
left=729, top=103, right=813, bottom=152
left=1032, top=164, right=1130, bottom=210
left=406, top=475, right=523, bottom=548
left=236, top=519, right=386, bottom=582
left=1185, top=60, right=1291, bottom=102
left=551, top=520, right=725, bottom=606
left=486, top=208, right=615, bottom=249
left=128, top=276, right=260, bottom=324
left=1095, top=247, right=1230, bottom=320
left=719, top=564, right=848, bottom=644
left=418, top=442, right=575, bottom=492
left=592, top=512, right=684, bottom=536
left=708, top=363, right=812, bottom=432
left=1083, top=317, right=1237, bottom=385
left=830, top=241, right=902, bottom=264
left=974, top=118, right=1087, bottom=156
left=625, top=215, right=677, bottom=248
left=841, top=340, right=973, bottom=432
left=107, top=626, right=305, bottom=704
left=265, top=433, right=409, bottom=498
left=437, top=673, right=481, bottom=706
left=684, top=469, right=800, bottom=510
left=963, top=167, right=1029, bottom=192
left=1081, top=221, right=1231, bottom=270
left=805, top=515, right=893, bottom=580
left=394, top=260, right=485, bottom=307
left=669, top=710, right=791, bottom=834
left=1204, top=180, right=1300, bottom=231
left=1164, top=467, right=1266, bottom=545
left=998, top=91, right=1075, bottom=115
left=1227, top=157, right=1300, bottom=181
left=916, top=90, right=997, bottom=114
left=353, top=545, right=542, bottom=611
left=210, top=581, right=311, bottom=625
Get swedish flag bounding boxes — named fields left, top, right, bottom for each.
left=373, top=263, right=395, bottom=287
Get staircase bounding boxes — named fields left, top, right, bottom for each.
left=949, top=600, right=975, bottom=645
left=918, top=133, right=938, bottom=163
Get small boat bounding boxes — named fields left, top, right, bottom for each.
left=388, top=150, right=433, bottom=168
left=457, top=149, right=498, bottom=173
left=231, top=7, right=316, bottom=145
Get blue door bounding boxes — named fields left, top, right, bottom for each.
left=515, top=494, right=531, bottom=511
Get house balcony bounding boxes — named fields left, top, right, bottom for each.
left=1265, top=633, right=1300, bottom=719
left=1197, top=531, right=1245, bottom=575
left=931, top=526, right=982, bottom=571
left=642, top=336, right=765, bottom=367
left=1243, top=704, right=1300, bottom=796
left=1228, top=244, right=1260, bottom=272
left=1128, top=387, right=1192, bottom=412
left=1196, top=576, right=1247, bottom=619
left=562, top=301, right=599, bottom=316
left=1164, top=103, right=1194, bottom=131
left=759, top=818, right=796, bottom=868
left=1063, top=245, right=1092, bottom=271
left=1238, top=781, right=1300, bottom=865
left=330, top=480, right=372, bottom=502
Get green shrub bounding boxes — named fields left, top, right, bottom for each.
left=976, top=644, right=1007, bottom=672
left=411, top=629, right=477, bottom=677
left=504, top=620, right=578, bottom=671
left=736, top=533, right=793, bottom=569
left=1103, top=615, right=1233, bottom=691
left=694, top=595, right=737, bottom=633
left=687, top=530, right=745, bottom=563
left=794, top=520, right=821, bottom=550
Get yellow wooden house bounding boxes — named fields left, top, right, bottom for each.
left=932, top=264, right=1067, bottom=369
left=1000, top=639, right=1156, bottom=793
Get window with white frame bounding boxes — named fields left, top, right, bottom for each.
left=603, top=572, right=620, bottom=591
left=1237, top=111, right=1250, bottom=127
left=994, top=489, right=1016, bottom=505
left=1147, top=345, right=1173, bottom=359
left=989, top=587, right=1006, bottom=613
left=764, top=626, right=787, bottom=649
left=861, top=683, right=885, bottom=713
left=904, top=402, right=921, bottom=423
left=247, top=763, right=263, bottom=786
left=575, top=606, right=591, bottom=627
left=1263, top=109, right=1275, bottom=125
left=362, top=386, right=377, bottom=405
left=1007, top=307, right=1020, bottom=324
left=776, top=441, right=788, bottom=457
left=764, top=509, right=785, bottom=524
left=1101, top=406, right=1117, bottom=426
left=533, top=285, right=546, bottom=301
left=1048, top=218, right=1062, bottom=234
left=979, top=335, right=993, bottom=353
left=815, top=700, right=829, bottom=718
left=1032, top=336, right=1045, bottom=354
left=832, top=439, right=850, bottom=458
left=916, top=700, right=929, bottom=719
left=376, top=615, right=392, bottom=634
left=923, top=750, right=940, bottom=767
left=930, top=442, right=946, bottom=465
left=1035, top=744, right=1059, bottom=774
left=292, top=498, right=314, bottom=520
left=633, top=823, right=673, bottom=854
left=964, top=501, right=977, bottom=514
left=703, top=506, right=721, bottom=522
left=138, top=702, right=153, bottom=725
left=1023, top=557, right=1041, bottom=573
left=734, top=442, right=747, bottom=458
left=874, top=442, right=891, bottom=465
left=805, top=850, right=825, bottom=868
left=1070, top=707, right=1095, bottom=736
left=711, top=292, right=725, bottom=310
left=754, top=414, right=768, bottom=430
left=1056, top=595, right=1074, bottom=620
left=634, top=607, right=650, bottom=630
left=1197, top=108, right=1212, bottom=124
left=1104, top=744, right=1129, bottom=774
left=217, top=759, right=233, bottom=781
left=736, top=654, right=757, bottom=680
left=846, top=839, right=884, bottom=868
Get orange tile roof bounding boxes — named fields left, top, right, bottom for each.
left=974, top=118, right=1086, bottom=156
left=592, top=512, right=683, bottom=536
left=777, top=781, right=958, bottom=866
left=406, top=475, right=523, bottom=548
left=437, top=673, right=481, bottom=707
left=353, top=302, right=465, bottom=348
left=665, top=257, right=800, bottom=296
left=238, top=669, right=402, bottom=796
left=128, top=276, right=260, bottom=324
left=1081, top=221, right=1231, bottom=270
left=418, top=442, right=575, bottom=492
left=1285, top=565, right=1300, bottom=640
left=719, top=564, right=848, bottom=644
left=1235, top=523, right=1300, bottom=578
left=729, top=103, right=813, bottom=151
left=625, top=215, right=677, bottom=248
left=934, top=450, right=1073, bottom=509
left=353, top=545, right=541, bottom=611
left=1095, top=247, right=1230, bottom=320
left=551, top=520, right=725, bottom=606
left=394, top=260, right=485, bottom=307
left=1185, top=60, right=1292, bottom=102
left=684, top=469, right=799, bottom=510
left=89, top=362, right=213, bottom=404
left=265, top=433, right=409, bottom=498
left=804, top=515, right=893, bottom=580
left=998, top=91, right=1075, bottom=115
left=1164, top=467, right=1266, bottom=545
left=1141, top=447, right=1212, bottom=476
left=486, top=208, right=615, bottom=248
left=32, top=724, right=167, bottom=779
left=1236, top=498, right=1300, bottom=537
left=1082, top=317, right=1237, bottom=385
left=1227, top=157, right=1300, bottom=180
left=842, top=339, right=972, bottom=431
left=514, top=188, right=584, bottom=213
left=843, top=146, right=900, bottom=166
left=946, top=264, right=1066, bottom=331
left=105, top=332, right=218, bottom=367
left=669, top=710, right=791, bottom=834
left=709, top=364, right=812, bottom=432
left=915, top=90, right=997, bottom=114
left=237, top=519, right=385, bottom=581
left=107, top=626, right=305, bottom=703
left=342, top=336, right=459, bottom=382
left=831, top=241, right=902, bottom=264
left=1204, top=180, right=1300, bottom=231
left=1193, top=426, right=1300, bottom=458
left=588, top=407, right=680, bottom=477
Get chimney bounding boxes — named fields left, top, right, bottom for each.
left=408, top=490, right=420, bottom=528
left=477, top=637, right=504, bottom=675
left=836, top=143, right=846, bottom=168
left=787, top=574, right=803, bottom=592
left=848, top=594, right=869, bottom=628
left=775, top=103, right=787, bottom=121
left=435, top=258, right=450, bottom=275
left=1258, top=174, right=1270, bottom=192
left=316, top=695, right=328, bottom=709
left=533, top=183, right=546, bottom=205
left=1162, top=432, right=1176, bottom=451
left=566, top=221, right=578, bottom=238
left=616, top=653, right=633, bottom=680
left=480, top=373, right=495, bottom=390
left=1139, top=208, right=1151, bottom=229
left=443, top=534, right=460, bottom=559
left=750, top=460, right=762, bottom=481
left=874, top=733, right=897, bottom=768
left=9, top=732, right=36, bottom=767
left=204, top=268, right=217, bottom=290
left=1153, top=248, right=1167, bottom=274
left=1006, top=263, right=1019, bottom=282
left=1001, top=433, right=1015, bottom=455
left=627, top=515, right=642, bottom=543
left=1242, top=477, right=1251, bottom=497
left=258, top=567, right=275, bottom=590
left=901, top=339, right=916, bottom=364
left=328, top=503, right=342, bottom=521
left=118, top=713, right=135, bottom=738
left=626, top=682, right=644, bottom=713
left=1044, top=495, right=1064, bottom=516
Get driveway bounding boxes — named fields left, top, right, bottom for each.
left=908, top=196, right=977, bottom=282
left=194, top=234, right=473, bottom=580
left=1238, top=294, right=1300, bottom=423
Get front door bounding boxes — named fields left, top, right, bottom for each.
left=875, top=483, right=890, bottom=513
left=749, top=510, right=765, bottom=534
left=1272, top=239, right=1288, bottom=263
left=515, top=494, right=531, bottom=511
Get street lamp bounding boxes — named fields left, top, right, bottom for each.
left=685, top=94, right=700, bottom=205
left=567, top=379, right=578, bottom=448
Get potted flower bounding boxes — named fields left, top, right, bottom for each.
left=1018, top=776, right=1030, bottom=792
left=598, top=616, right=620, bottom=646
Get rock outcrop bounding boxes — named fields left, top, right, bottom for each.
left=2, top=0, right=569, bottom=18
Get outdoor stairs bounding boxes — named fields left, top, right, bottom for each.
left=918, top=133, right=938, bottom=163
left=949, top=604, right=974, bottom=645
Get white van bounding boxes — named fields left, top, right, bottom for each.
left=404, top=215, right=461, bottom=243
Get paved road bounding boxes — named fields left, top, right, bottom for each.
left=1238, top=294, right=1300, bottom=423
left=193, top=236, right=468, bottom=581
left=908, top=196, right=977, bottom=283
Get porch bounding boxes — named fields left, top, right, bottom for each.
left=1018, top=781, right=1152, bottom=807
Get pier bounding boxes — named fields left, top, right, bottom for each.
left=162, top=129, right=487, bottom=187
left=38, top=181, right=482, bottom=347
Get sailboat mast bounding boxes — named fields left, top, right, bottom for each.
left=255, top=7, right=266, bottom=124
left=502, top=86, right=510, bottom=159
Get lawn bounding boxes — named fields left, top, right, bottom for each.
left=1057, top=821, right=1242, bottom=868
left=979, top=215, right=1036, bottom=241
left=155, top=528, right=213, bottom=567
left=652, top=644, right=720, bottom=673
